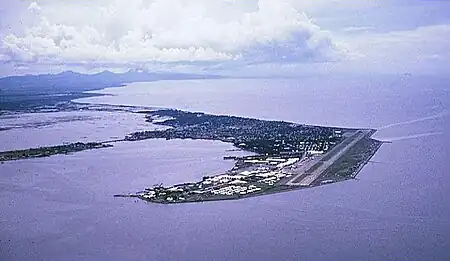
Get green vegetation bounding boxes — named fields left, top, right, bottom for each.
left=117, top=109, right=382, bottom=204
left=0, top=142, right=113, bottom=162
left=127, top=109, right=345, bottom=155
left=314, top=137, right=383, bottom=185
left=0, top=107, right=382, bottom=202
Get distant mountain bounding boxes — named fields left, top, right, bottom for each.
left=0, top=70, right=223, bottom=94
left=0, top=70, right=224, bottom=112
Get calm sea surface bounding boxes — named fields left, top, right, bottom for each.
left=1, top=75, right=449, bottom=261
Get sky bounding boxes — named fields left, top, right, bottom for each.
left=0, top=0, right=450, bottom=77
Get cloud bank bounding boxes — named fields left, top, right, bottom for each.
left=1, top=0, right=337, bottom=68
left=343, top=24, right=450, bottom=74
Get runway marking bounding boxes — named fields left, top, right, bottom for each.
left=286, top=130, right=370, bottom=186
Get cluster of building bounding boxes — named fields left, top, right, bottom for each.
left=126, top=109, right=344, bottom=156
left=211, top=185, right=262, bottom=196
left=138, top=156, right=303, bottom=202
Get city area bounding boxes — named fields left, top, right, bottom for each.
left=117, top=110, right=383, bottom=203
left=0, top=108, right=382, bottom=202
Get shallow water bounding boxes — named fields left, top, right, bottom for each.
left=0, top=110, right=153, bottom=151
left=1, top=75, right=449, bottom=261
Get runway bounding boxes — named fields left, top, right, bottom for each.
left=286, top=130, right=371, bottom=186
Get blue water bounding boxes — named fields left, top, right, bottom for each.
left=1, top=74, right=449, bottom=261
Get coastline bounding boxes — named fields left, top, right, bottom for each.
left=0, top=84, right=385, bottom=204
left=1, top=80, right=384, bottom=204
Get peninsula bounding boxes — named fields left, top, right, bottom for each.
left=0, top=107, right=383, bottom=202
left=118, top=109, right=383, bottom=203
left=0, top=142, right=113, bottom=162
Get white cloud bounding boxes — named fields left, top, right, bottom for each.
left=28, top=2, right=41, bottom=12
left=331, top=24, right=450, bottom=74
left=1, top=0, right=338, bottom=67
left=342, top=26, right=375, bottom=33
left=4, top=0, right=446, bottom=76
left=205, top=23, right=450, bottom=76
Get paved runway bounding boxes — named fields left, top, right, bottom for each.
left=286, top=130, right=370, bottom=186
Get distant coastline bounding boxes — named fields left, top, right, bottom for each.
left=0, top=74, right=384, bottom=204
left=0, top=70, right=223, bottom=114
left=0, top=104, right=383, bottom=204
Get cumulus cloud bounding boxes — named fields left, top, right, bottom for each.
left=1, top=0, right=337, bottom=67
left=27, top=2, right=41, bottom=12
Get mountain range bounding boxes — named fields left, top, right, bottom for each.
left=0, top=70, right=223, bottom=112
left=0, top=70, right=222, bottom=94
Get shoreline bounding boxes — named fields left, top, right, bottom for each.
left=117, top=110, right=383, bottom=204
left=1, top=88, right=384, bottom=204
